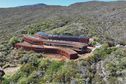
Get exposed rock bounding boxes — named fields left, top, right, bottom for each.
left=0, top=67, right=5, bottom=78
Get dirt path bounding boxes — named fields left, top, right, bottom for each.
left=79, top=52, right=93, bottom=59
left=4, top=66, right=21, bottom=76
left=44, top=53, right=68, bottom=61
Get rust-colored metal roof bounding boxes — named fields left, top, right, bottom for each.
left=15, top=42, right=78, bottom=59
left=23, top=35, right=87, bottom=49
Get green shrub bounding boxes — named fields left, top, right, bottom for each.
left=8, top=36, right=22, bottom=45
left=105, top=48, right=126, bottom=77
left=18, top=77, right=28, bottom=84
left=88, top=44, right=117, bottom=63
left=38, top=60, right=51, bottom=71
left=89, top=41, right=97, bottom=46
left=10, top=71, right=23, bottom=82
left=2, top=75, right=11, bottom=84
left=20, top=64, right=35, bottom=76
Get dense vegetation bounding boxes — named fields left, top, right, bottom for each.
left=0, top=1, right=126, bottom=84
left=2, top=43, right=126, bottom=84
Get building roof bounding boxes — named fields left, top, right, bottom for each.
left=49, top=34, right=88, bottom=39
left=36, top=32, right=89, bottom=39
left=36, top=32, right=48, bottom=37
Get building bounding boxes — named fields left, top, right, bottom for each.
left=35, top=32, right=89, bottom=43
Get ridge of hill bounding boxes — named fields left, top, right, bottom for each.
left=17, top=3, right=48, bottom=8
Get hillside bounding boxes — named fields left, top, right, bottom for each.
left=0, top=1, right=126, bottom=84
left=0, top=1, right=126, bottom=45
